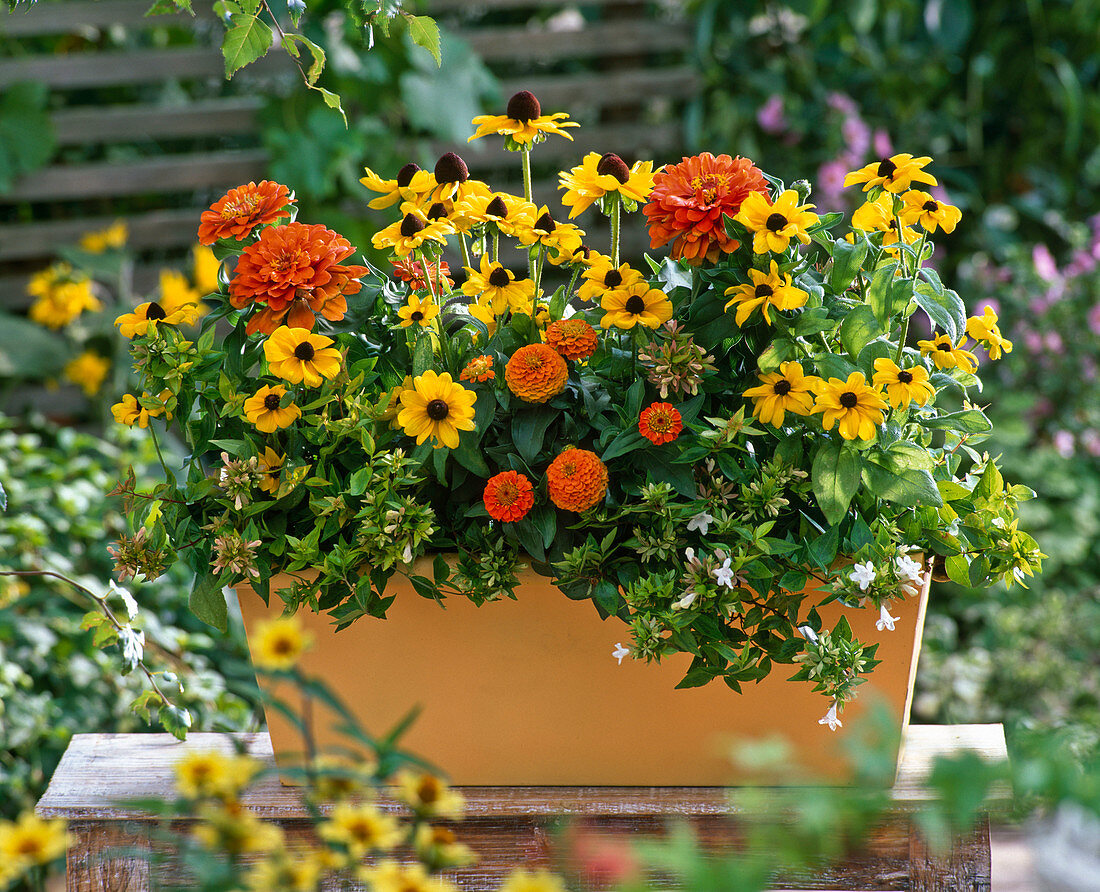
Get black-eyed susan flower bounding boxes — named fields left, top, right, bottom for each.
left=461, top=255, right=535, bottom=315
left=844, top=153, right=937, bottom=194
left=413, top=823, right=477, bottom=870
left=192, top=802, right=283, bottom=855
left=600, top=281, right=673, bottom=330
left=734, top=190, right=820, bottom=255
left=264, top=327, right=342, bottom=387
left=515, top=208, right=585, bottom=259
left=499, top=868, right=569, bottom=892
left=360, top=162, right=435, bottom=209
left=319, top=802, right=402, bottom=860
left=175, top=750, right=260, bottom=800
left=872, top=358, right=936, bottom=407
left=243, top=851, right=323, bottom=892
left=429, top=151, right=490, bottom=204
left=79, top=219, right=127, bottom=253
left=27, top=263, right=102, bottom=329
left=723, top=260, right=809, bottom=326
left=371, top=207, right=447, bottom=258
left=244, top=384, right=302, bottom=433
left=468, top=89, right=579, bottom=146
left=451, top=191, right=536, bottom=236
left=394, top=770, right=465, bottom=819
left=397, top=293, right=440, bottom=328
left=0, top=812, right=70, bottom=870
left=111, top=392, right=167, bottom=429
left=577, top=253, right=646, bottom=304
left=252, top=615, right=313, bottom=671
left=965, top=307, right=1013, bottom=360
left=397, top=371, right=477, bottom=449
left=358, top=860, right=455, bottom=892
left=466, top=301, right=498, bottom=337
left=812, top=372, right=889, bottom=440
left=192, top=244, right=221, bottom=294
left=917, top=333, right=979, bottom=373
left=256, top=446, right=285, bottom=495
left=851, top=196, right=921, bottom=255
left=899, top=190, right=962, bottom=234
left=743, top=361, right=819, bottom=427
left=559, top=152, right=655, bottom=218
left=63, top=351, right=109, bottom=397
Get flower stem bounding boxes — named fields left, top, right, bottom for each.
left=417, top=249, right=437, bottom=304
left=459, top=232, right=472, bottom=269
left=610, top=195, right=621, bottom=267
left=522, top=147, right=533, bottom=204
left=149, top=424, right=174, bottom=486
left=492, top=228, right=500, bottom=265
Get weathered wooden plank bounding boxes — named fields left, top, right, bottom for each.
left=0, top=149, right=269, bottom=203
left=499, top=66, right=700, bottom=111
left=51, top=98, right=263, bottom=146
left=455, top=19, right=691, bottom=64
left=910, top=817, right=993, bottom=891
left=429, top=0, right=644, bottom=10
left=0, top=210, right=200, bottom=262
left=0, top=0, right=212, bottom=37
left=0, top=45, right=289, bottom=90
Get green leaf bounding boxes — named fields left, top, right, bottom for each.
left=919, top=409, right=993, bottom=435
left=189, top=572, right=228, bottom=632
left=812, top=440, right=862, bottom=525
left=0, top=82, right=57, bottom=191
left=866, top=262, right=900, bottom=327
left=839, top=304, right=883, bottom=359
left=451, top=430, right=491, bottom=477
left=282, top=33, right=326, bottom=85
left=406, top=14, right=442, bottom=66
left=601, top=429, right=647, bottom=462
left=221, top=13, right=273, bottom=78
left=158, top=704, right=193, bottom=741
left=828, top=237, right=868, bottom=293
left=944, top=554, right=971, bottom=585
left=0, top=312, right=69, bottom=378
left=914, top=281, right=966, bottom=341
left=862, top=450, right=942, bottom=507
left=512, top=406, right=556, bottom=464
left=314, top=87, right=346, bottom=125
left=411, top=335, right=434, bottom=376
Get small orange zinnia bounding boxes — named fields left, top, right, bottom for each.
left=643, top=153, right=769, bottom=265
left=391, top=258, right=453, bottom=292
left=505, top=343, right=569, bottom=403
left=197, top=181, right=293, bottom=245
left=460, top=355, right=496, bottom=383
left=483, top=471, right=535, bottom=522
left=545, top=319, right=599, bottom=360
left=229, top=222, right=368, bottom=335
left=547, top=447, right=608, bottom=513
left=638, top=402, right=682, bottom=445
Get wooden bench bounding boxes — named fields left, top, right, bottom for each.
left=36, top=725, right=1005, bottom=891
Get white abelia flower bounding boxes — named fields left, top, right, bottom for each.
left=712, top=558, right=736, bottom=589
left=687, top=511, right=714, bottom=535
left=798, top=625, right=819, bottom=645
left=118, top=626, right=145, bottom=671
left=402, top=543, right=414, bottom=564
left=876, top=603, right=900, bottom=632
left=818, top=700, right=843, bottom=731
left=612, top=642, right=630, bottom=665
left=895, top=553, right=923, bottom=583
left=849, top=561, right=877, bottom=591
left=673, top=591, right=698, bottom=610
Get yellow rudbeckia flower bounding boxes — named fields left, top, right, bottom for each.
left=243, top=384, right=302, bottom=433
left=397, top=293, right=440, bottom=328
left=844, top=153, right=937, bottom=193
left=252, top=615, right=313, bottom=671
left=899, top=189, right=962, bottom=234
left=264, top=327, right=342, bottom=387
left=723, top=260, right=809, bottom=326
left=468, top=90, right=579, bottom=146
left=872, top=357, right=936, bottom=407
left=743, top=361, right=819, bottom=426
left=397, top=370, right=477, bottom=450
left=965, top=307, right=1013, bottom=360
left=461, top=254, right=535, bottom=316
left=559, top=152, right=655, bottom=218
left=734, top=189, right=820, bottom=255
left=812, top=372, right=889, bottom=440
left=599, top=281, right=673, bottom=330
left=360, top=162, right=435, bottom=209
left=917, top=333, right=979, bottom=373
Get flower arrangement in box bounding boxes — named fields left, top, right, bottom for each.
left=110, top=91, right=1043, bottom=729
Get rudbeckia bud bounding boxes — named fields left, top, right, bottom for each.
left=506, top=90, right=541, bottom=122
left=396, top=162, right=421, bottom=187
left=791, top=178, right=812, bottom=202
left=485, top=196, right=507, bottom=217
left=535, top=211, right=556, bottom=232
left=434, top=152, right=469, bottom=185
left=596, top=152, right=631, bottom=184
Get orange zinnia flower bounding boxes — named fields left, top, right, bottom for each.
left=505, top=343, right=569, bottom=403
left=197, top=181, right=293, bottom=245
left=643, top=154, right=768, bottom=265
left=546, top=447, right=608, bottom=513
left=483, top=471, right=535, bottom=522
left=228, top=222, right=368, bottom=336
left=545, top=319, right=599, bottom=360
left=460, top=355, right=496, bottom=383
left=391, top=258, right=453, bottom=292
left=638, top=402, right=682, bottom=445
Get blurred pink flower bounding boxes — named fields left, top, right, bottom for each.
left=1052, top=430, right=1075, bottom=458
left=1044, top=331, right=1064, bottom=352
left=826, top=92, right=858, bottom=115
left=1032, top=244, right=1060, bottom=281
left=841, top=115, right=871, bottom=156
left=1021, top=327, right=1044, bottom=353
left=974, top=298, right=1000, bottom=316
left=1066, top=248, right=1098, bottom=278
left=757, top=94, right=787, bottom=134
left=1088, top=303, right=1100, bottom=335
left=1081, top=429, right=1100, bottom=456
left=817, top=158, right=849, bottom=204
left=873, top=128, right=893, bottom=158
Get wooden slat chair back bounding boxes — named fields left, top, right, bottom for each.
left=0, top=0, right=289, bottom=310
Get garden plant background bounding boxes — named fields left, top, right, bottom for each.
left=0, top=0, right=1099, bottom=885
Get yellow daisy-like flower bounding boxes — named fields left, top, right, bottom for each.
left=872, top=357, right=936, bottom=407
left=243, top=384, right=302, bottom=433
left=734, top=189, right=820, bottom=255
left=111, top=392, right=168, bottom=429
left=358, top=860, right=457, bottom=892
left=63, top=351, right=110, bottom=397
left=158, top=268, right=206, bottom=320
left=467, top=301, right=498, bottom=337
left=965, top=307, right=1013, bottom=360
left=499, top=868, right=569, bottom=892
left=917, top=333, right=979, bottom=373
left=193, top=802, right=284, bottom=855
left=844, top=153, right=937, bottom=194
left=319, top=802, right=402, bottom=860
left=723, top=260, right=809, bottom=326
left=0, top=812, right=70, bottom=869
left=244, top=851, right=323, bottom=892
left=469, top=90, right=579, bottom=146
left=371, top=207, right=447, bottom=258
left=450, top=191, right=536, bottom=237
left=413, top=823, right=477, bottom=869
left=397, top=293, right=440, bottom=328
left=256, top=446, right=285, bottom=495
left=378, top=375, right=413, bottom=426
left=899, top=190, right=962, bottom=234
left=394, top=770, right=465, bottom=819
left=600, top=281, right=673, bottom=330
left=360, top=162, right=436, bottom=210
left=27, top=271, right=101, bottom=329
left=743, top=361, right=819, bottom=426
left=426, top=152, right=491, bottom=205
left=115, top=294, right=199, bottom=339
left=175, top=750, right=260, bottom=800
left=514, top=208, right=586, bottom=260
left=192, top=244, right=221, bottom=294
left=264, top=327, right=342, bottom=387
left=251, top=615, right=313, bottom=671
left=559, top=152, right=655, bottom=218
left=79, top=219, right=127, bottom=253
left=461, top=254, right=536, bottom=315
left=812, top=372, right=889, bottom=440
left=397, top=370, right=477, bottom=449
left=577, top=254, right=646, bottom=304
left=851, top=196, right=922, bottom=256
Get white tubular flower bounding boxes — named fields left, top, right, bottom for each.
left=687, top=511, right=714, bottom=534
left=402, top=543, right=414, bottom=564
left=849, top=561, right=877, bottom=591
left=818, top=700, right=843, bottom=731
left=612, top=642, right=630, bottom=665
left=798, top=625, right=819, bottom=645
left=895, top=553, right=923, bottom=582
left=673, top=591, right=698, bottom=610
left=712, top=558, right=736, bottom=589
left=118, top=626, right=145, bottom=671
left=876, top=603, right=900, bottom=632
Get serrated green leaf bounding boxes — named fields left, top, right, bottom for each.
left=406, top=14, right=441, bottom=66
left=222, top=13, right=273, bottom=78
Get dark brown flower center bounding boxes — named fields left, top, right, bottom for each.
left=426, top=399, right=450, bottom=421
left=293, top=341, right=315, bottom=361
left=604, top=269, right=623, bottom=288
left=434, top=152, right=469, bottom=185
left=755, top=283, right=774, bottom=298
left=877, top=157, right=897, bottom=179
left=396, top=162, right=421, bottom=188
left=936, top=342, right=952, bottom=352
left=400, top=214, right=425, bottom=237
left=773, top=379, right=792, bottom=396
left=922, top=200, right=939, bottom=212
left=411, top=311, right=424, bottom=321
left=596, top=152, right=631, bottom=184
left=839, top=391, right=859, bottom=408
left=146, top=301, right=167, bottom=321
left=485, top=196, right=507, bottom=217
left=427, top=202, right=447, bottom=220
left=625, top=295, right=646, bottom=315
left=765, top=213, right=788, bottom=232
left=506, top=90, right=541, bottom=122
left=417, top=777, right=441, bottom=803
left=488, top=267, right=510, bottom=288
left=535, top=211, right=555, bottom=233
left=897, top=370, right=913, bottom=383
left=264, top=393, right=282, bottom=410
